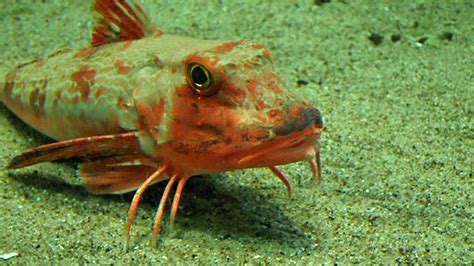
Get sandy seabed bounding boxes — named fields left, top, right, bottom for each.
left=0, top=0, right=472, bottom=264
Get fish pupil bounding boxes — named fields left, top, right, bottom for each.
left=191, top=66, right=208, bottom=88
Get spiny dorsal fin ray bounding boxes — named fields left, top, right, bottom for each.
left=91, top=0, right=161, bottom=46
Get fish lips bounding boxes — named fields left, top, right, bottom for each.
left=236, top=129, right=322, bottom=168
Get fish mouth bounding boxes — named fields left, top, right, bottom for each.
left=236, top=125, right=323, bottom=196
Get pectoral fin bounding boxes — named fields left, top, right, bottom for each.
left=8, top=132, right=141, bottom=169
left=79, top=154, right=164, bottom=194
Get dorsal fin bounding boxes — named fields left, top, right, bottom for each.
left=91, top=0, right=161, bottom=47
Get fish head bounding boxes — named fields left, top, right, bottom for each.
left=135, top=39, right=323, bottom=176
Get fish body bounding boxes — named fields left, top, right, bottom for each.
left=2, top=34, right=220, bottom=140
left=1, top=0, right=323, bottom=243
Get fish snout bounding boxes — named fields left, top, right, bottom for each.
left=274, top=106, right=323, bottom=136
left=303, top=107, right=323, bottom=129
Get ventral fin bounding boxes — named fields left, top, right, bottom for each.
left=8, top=132, right=141, bottom=169
left=79, top=154, right=163, bottom=194
left=91, top=0, right=162, bottom=47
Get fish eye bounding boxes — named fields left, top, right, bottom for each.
left=188, top=63, right=215, bottom=95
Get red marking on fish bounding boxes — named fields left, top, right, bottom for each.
left=94, top=86, right=108, bottom=98
left=3, top=71, right=16, bottom=100
left=71, top=65, right=96, bottom=100
left=269, top=83, right=283, bottom=94
left=247, top=79, right=257, bottom=97
left=256, top=100, right=266, bottom=111
left=211, top=41, right=243, bottom=54
left=114, top=60, right=132, bottom=74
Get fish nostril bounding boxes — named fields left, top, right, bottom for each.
left=274, top=106, right=323, bottom=136
left=306, top=107, right=323, bottom=128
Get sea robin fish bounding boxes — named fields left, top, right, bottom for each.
left=1, top=0, right=323, bottom=243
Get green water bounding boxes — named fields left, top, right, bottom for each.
left=0, top=0, right=472, bottom=263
